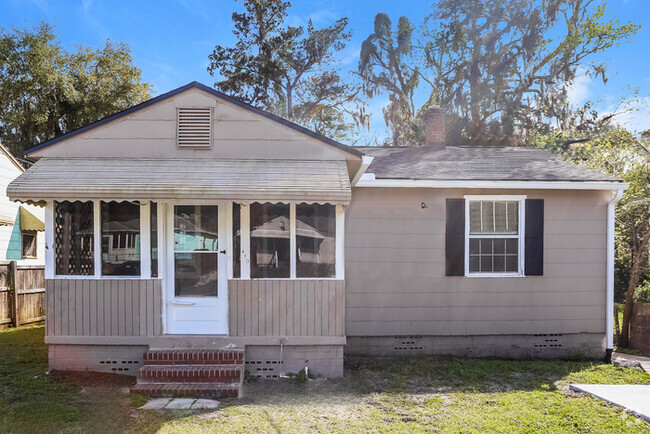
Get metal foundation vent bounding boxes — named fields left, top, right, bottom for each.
left=246, top=360, right=284, bottom=379
left=532, top=334, right=564, bottom=348
left=393, top=336, right=424, bottom=351
left=99, top=359, right=140, bottom=372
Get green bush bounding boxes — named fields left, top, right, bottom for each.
left=634, top=281, right=650, bottom=303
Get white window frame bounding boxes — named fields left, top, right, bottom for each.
left=464, top=195, right=526, bottom=278
left=237, top=202, right=344, bottom=281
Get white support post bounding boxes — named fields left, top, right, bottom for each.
left=335, top=204, right=345, bottom=279
left=225, top=202, right=234, bottom=279
left=290, top=203, right=297, bottom=279
left=240, top=204, right=250, bottom=279
left=156, top=202, right=164, bottom=279
left=93, top=201, right=101, bottom=278
left=44, top=201, right=54, bottom=279
left=140, top=202, right=151, bottom=278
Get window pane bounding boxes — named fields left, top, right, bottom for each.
left=469, top=200, right=519, bottom=234
left=151, top=202, right=158, bottom=278
left=250, top=203, right=290, bottom=278
left=233, top=203, right=241, bottom=278
left=21, top=232, right=37, bottom=258
left=468, top=237, right=519, bottom=274
left=174, top=252, right=218, bottom=296
left=174, top=206, right=218, bottom=252
left=54, top=201, right=94, bottom=275
left=480, top=255, right=492, bottom=272
left=174, top=205, right=218, bottom=297
left=506, top=255, right=518, bottom=272
left=101, top=201, right=140, bottom=276
left=469, top=238, right=480, bottom=254
left=469, top=255, right=480, bottom=272
left=296, top=204, right=336, bottom=278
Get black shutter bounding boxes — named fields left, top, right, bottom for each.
left=525, top=199, right=544, bottom=276
left=446, top=199, right=465, bottom=276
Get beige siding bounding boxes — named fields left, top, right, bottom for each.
left=29, top=89, right=353, bottom=163
left=345, top=188, right=610, bottom=336
left=228, top=280, right=345, bottom=337
left=46, top=279, right=162, bottom=337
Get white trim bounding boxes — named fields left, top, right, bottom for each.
left=44, top=202, right=54, bottom=279
left=336, top=204, right=345, bottom=279
left=289, top=203, right=297, bottom=279
left=357, top=178, right=628, bottom=191
left=140, top=202, right=151, bottom=278
left=464, top=196, right=525, bottom=277
left=225, top=202, right=234, bottom=279
left=93, top=201, right=101, bottom=278
left=607, top=189, right=625, bottom=351
left=240, top=204, right=250, bottom=279
left=351, top=156, right=374, bottom=186
left=156, top=202, right=164, bottom=279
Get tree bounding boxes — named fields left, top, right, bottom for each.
left=422, top=0, right=640, bottom=146
left=544, top=127, right=650, bottom=347
left=358, top=14, right=424, bottom=146
left=208, top=0, right=363, bottom=141
left=0, top=23, right=151, bottom=157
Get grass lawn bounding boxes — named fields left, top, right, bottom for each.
left=2, top=326, right=650, bottom=433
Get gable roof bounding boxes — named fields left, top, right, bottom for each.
left=24, top=81, right=363, bottom=158
left=358, top=146, right=623, bottom=183
left=0, top=143, right=24, bottom=172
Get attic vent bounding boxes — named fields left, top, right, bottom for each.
left=177, top=107, right=212, bottom=148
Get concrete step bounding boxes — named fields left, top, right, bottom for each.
left=131, top=382, right=240, bottom=399
left=137, top=365, right=242, bottom=384
left=143, top=349, right=244, bottom=365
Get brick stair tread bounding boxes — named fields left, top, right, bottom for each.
left=144, top=349, right=244, bottom=365
left=137, top=364, right=242, bottom=383
left=131, top=382, right=239, bottom=399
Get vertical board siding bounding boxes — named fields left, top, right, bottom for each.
left=228, top=280, right=345, bottom=337
left=45, top=279, right=162, bottom=337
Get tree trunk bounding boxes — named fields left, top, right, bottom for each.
left=619, top=228, right=650, bottom=347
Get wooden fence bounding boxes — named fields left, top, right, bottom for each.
left=0, top=261, right=46, bottom=328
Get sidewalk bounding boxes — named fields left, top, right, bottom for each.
left=613, top=352, right=650, bottom=374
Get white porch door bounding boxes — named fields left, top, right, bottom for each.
left=165, top=204, right=228, bottom=335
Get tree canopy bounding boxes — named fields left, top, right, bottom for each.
left=207, top=0, right=364, bottom=142
left=0, top=23, right=151, bottom=158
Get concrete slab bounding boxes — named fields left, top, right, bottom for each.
left=570, top=384, right=650, bottom=422
left=140, top=398, right=172, bottom=410
left=164, top=398, right=196, bottom=409
left=191, top=399, right=220, bottom=410
left=613, top=353, right=650, bottom=374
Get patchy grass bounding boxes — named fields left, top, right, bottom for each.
left=1, top=326, right=650, bottom=433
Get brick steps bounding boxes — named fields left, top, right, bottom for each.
left=137, top=365, right=241, bottom=384
left=131, top=349, right=244, bottom=399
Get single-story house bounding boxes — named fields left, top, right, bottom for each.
left=0, top=143, right=45, bottom=266
left=7, top=82, right=626, bottom=398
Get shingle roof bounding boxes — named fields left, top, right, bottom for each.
left=357, top=146, right=622, bottom=182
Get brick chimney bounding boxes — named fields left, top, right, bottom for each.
left=424, top=106, right=446, bottom=150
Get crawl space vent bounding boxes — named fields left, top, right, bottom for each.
left=393, top=336, right=424, bottom=351
left=246, top=359, right=284, bottom=379
left=177, top=107, right=212, bottom=148
left=533, top=334, right=564, bottom=348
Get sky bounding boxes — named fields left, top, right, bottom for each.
left=1, top=0, right=649, bottom=140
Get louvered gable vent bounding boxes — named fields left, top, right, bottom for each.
left=177, top=107, right=212, bottom=148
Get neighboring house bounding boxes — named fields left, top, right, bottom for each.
left=6, top=82, right=626, bottom=398
left=0, top=144, right=44, bottom=266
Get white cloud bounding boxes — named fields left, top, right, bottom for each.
left=606, top=97, right=650, bottom=133
left=566, top=69, right=593, bottom=106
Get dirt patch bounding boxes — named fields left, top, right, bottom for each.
left=50, top=370, right=136, bottom=387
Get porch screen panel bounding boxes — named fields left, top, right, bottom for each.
left=101, top=201, right=140, bottom=276
left=151, top=202, right=158, bottom=278
left=54, top=201, right=94, bottom=275
left=174, top=205, right=218, bottom=297
left=250, top=203, right=290, bottom=278
left=296, top=203, right=336, bottom=278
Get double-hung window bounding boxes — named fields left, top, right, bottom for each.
left=465, top=196, right=525, bottom=276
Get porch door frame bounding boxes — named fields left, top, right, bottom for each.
left=163, top=201, right=232, bottom=335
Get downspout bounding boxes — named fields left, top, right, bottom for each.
left=606, top=188, right=624, bottom=363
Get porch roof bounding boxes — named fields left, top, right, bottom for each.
left=7, top=158, right=351, bottom=204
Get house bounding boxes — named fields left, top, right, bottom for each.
left=0, top=144, right=45, bottom=266
left=6, top=82, right=626, bottom=398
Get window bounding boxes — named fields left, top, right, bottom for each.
left=296, top=204, right=336, bottom=278
left=54, top=201, right=94, bottom=275
left=101, top=201, right=140, bottom=276
left=21, top=231, right=37, bottom=258
left=174, top=205, right=219, bottom=296
left=250, top=203, right=290, bottom=278
left=232, top=203, right=241, bottom=278
left=177, top=107, right=212, bottom=148
left=466, top=197, right=523, bottom=275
